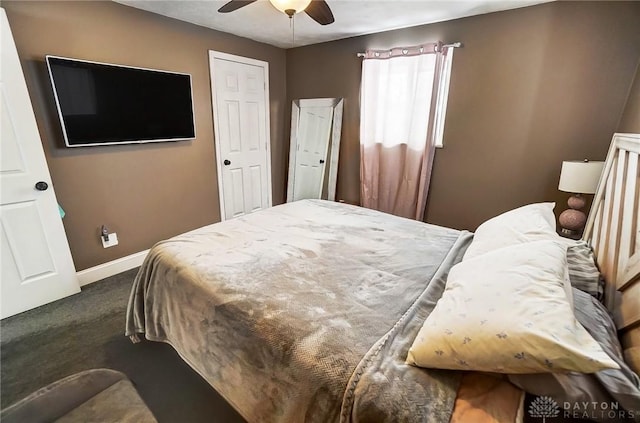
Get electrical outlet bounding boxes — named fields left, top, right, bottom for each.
left=102, top=232, right=119, bottom=248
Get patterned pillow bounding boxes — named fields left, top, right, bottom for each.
left=508, top=288, right=640, bottom=414
left=464, top=203, right=559, bottom=260
left=566, top=241, right=604, bottom=301
left=406, top=240, right=619, bottom=374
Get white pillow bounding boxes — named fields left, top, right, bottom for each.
left=463, top=203, right=559, bottom=260
left=406, top=240, right=618, bottom=374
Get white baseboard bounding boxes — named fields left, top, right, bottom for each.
left=76, top=250, right=149, bottom=287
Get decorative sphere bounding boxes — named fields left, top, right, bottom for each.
left=559, top=209, right=586, bottom=231
left=567, top=195, right=586, bottom=210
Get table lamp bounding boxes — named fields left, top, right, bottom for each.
left=558, top=159, right=604, bottom=236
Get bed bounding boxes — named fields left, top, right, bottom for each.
left=126, top=132, right=640, bottom=422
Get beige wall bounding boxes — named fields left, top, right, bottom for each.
left=286, top=1, right=640, bottom=230
left=619, top=61, right=640, bottom=133
left=3, top=1, right=287, bottom=270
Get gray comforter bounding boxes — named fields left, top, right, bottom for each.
left=126, top=200, right=472, bottom=422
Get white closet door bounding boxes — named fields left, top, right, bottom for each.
left=209, top=51, right=272, bottom=220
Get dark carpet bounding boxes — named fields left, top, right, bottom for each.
left=0, top=268, right=245, bottom=423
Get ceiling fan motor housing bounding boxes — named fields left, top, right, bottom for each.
left=218, top=0, right=335, bottom=26
left=270, top=0, right=312, bottom=15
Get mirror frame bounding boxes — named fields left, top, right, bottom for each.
left=287, top=98, right=344, bottom=202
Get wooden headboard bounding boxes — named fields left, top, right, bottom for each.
left=583, top=132, right=640, bottom=373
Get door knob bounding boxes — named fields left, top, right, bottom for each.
left=223, top=159, right=231, bottom=166
left=35, top=181, right=49, bottom=191
left=319, top=159, right=325, bottom=164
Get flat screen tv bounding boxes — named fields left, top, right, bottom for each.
left=46, top=56, right=196, bottom=147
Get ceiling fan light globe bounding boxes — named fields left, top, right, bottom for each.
left=269, top=0, right=312, bottom=15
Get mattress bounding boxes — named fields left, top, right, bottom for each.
left=126, top=199, right=474, bottom=422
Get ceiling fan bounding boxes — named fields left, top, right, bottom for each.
left=218, top=0, right=335, bottom=25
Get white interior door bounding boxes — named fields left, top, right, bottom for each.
left=292, top=104, right=333, bottom=201
left=0, top=8, right=80, bottom=319
left=209, top=51, right=272, bottom=220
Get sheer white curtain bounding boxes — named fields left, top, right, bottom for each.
left=360, top=43, right=448, bottom=220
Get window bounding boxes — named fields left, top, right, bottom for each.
left=359, top=42, right=457, bottom=220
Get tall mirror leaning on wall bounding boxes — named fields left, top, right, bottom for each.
left=287, top=98, right=344, bottom=202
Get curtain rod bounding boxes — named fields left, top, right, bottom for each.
left=356, top=42, right=463, bottom=58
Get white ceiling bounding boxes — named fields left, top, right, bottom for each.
left=115, top=0, right=550, bottom=49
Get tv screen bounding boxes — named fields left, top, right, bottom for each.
left=46, top=56, right=195, bottom=147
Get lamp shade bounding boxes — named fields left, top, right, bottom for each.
left=269, top=0, right=312, bottom=14
left=558, top=160, right=604, bottom=194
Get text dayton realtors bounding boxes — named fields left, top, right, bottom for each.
left=563, top=401, right=636, bottom=420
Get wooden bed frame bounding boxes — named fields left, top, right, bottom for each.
left=583, top=132, right=640, bottom=373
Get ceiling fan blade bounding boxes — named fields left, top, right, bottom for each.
left=218, top=0, right=257, bottom=13
left=304, top=0, right=334, bottom=25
